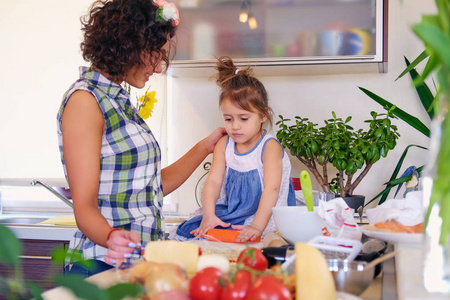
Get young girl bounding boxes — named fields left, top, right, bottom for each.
left=174, top=56, right=296, bottom=243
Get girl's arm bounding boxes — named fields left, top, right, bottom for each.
left=190, top=135, right=230, bottom=237
left=161, top=127, right=226, bottom=196
left=234, top=139, right=283, bottom=242
left=62, top=91, right=140, bottom=257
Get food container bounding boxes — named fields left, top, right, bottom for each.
left=328, top=259, right=375, bottom=295
left=272, top=206, right=323, bottom=244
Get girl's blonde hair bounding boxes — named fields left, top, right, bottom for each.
left=215, top=56, right=273, bottom=129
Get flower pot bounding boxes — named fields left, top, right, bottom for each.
left=290, top=177, right=301, bottom=190
left=340, top=195, right=365, bottom=212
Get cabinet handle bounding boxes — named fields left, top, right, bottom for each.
left=19, top=255, right=52, bottom=260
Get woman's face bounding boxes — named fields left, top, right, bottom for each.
left=125, top=40, right=170, bottom=89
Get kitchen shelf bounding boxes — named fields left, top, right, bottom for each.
left=170, top=0, right=388, bottom=76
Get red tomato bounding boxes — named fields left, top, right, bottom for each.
left=189, top=267, right=224, bottom=300
left=236, top=247, right=268, bottom=272
left=220, top=270, right=253, bottom=300
left=246, top=276, right=292, bottom=300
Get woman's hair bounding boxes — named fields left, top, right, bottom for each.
left=215, top=56, right=273, bottom=129
left=80, top=0, right=177, bottom=82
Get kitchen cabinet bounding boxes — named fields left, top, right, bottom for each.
left=170, top=0, right=387, bottom=76
left=0, top=239, right=69, bottom=291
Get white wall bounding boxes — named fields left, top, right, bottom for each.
left=0, top=0, right=436, bottom=215
left=0, top=0, right=168, bottom=181
left=168, top=0, right=435, bottom=214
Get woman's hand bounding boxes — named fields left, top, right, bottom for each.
left=232, top=224, right=263, bottom=243
left=104, top=229, right=141, bottom=266
left=203, top=127, right=227, bottom=154
left=190, top=215, right=230, bottom=237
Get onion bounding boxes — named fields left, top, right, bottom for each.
left=197, top=254, right=230, bottom=273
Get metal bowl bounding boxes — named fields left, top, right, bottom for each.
left=355, top=238, right=388, bottom=278
left=328, top=259, right=375, bottom=296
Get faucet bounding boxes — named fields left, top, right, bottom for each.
left=30, top=179, right=73, bottom=208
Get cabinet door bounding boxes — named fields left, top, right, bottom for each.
left=171, top=0, right=387, bottom=74
left=0, top=240, right=68, bottom=294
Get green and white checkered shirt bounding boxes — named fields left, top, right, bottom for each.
left=57, top=67, right=164, bottom=264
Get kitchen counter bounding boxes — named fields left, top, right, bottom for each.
left=3, top=211, right=449, bottom=300
left=41, top=265, right=382, bottom=300
left=41, top=243, right=450, bottom=300
left=0, top=211, right=185, bottom=241
left=0, top=212, right=77, bottom=241
left=394, top=243, right=449, bottom=300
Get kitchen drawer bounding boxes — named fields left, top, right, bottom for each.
left=0, top=239, right=69, bottom=295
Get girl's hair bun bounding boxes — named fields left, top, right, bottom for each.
left=215, top=56, right=252, bottom=88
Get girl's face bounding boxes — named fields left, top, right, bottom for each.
left=125, top=40, right=170, bottom=89
left=221, top=97, right=267, bottom=149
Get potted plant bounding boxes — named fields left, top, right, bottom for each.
left=358, top=56, right=433, bottom=206
left=276, top=108, right=400, bottom=210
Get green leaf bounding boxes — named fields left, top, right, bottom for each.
left=56, top=275, right=108, bottom=300
left=413, top=23, right=450, bottom=68
left=396, top=50, right=429, bottom=80
left=387, top=144, right=428, bottom=182
left=374, top=145, right=427, bottom=205
left=365, top=187, right=392, bottom=207
left=358, top=87, right=430, bottom=137
left=0, top=225, right=22, bottom=266
left=51, top=248, right=94, bottom=269
left=414, top=52, right=440, bottom=88
left=105, top=283, right=144, bottom=300
left=404, top=56, right=435, bottom=120
left=388, top=175, right=413, bottom=186
left=435, top=0, right=450, bottom=34
left=27, top=281, right=43, bottom=300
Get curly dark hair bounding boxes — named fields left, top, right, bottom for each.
left=215, top=56, right=273, bottom=129
left=80, top=0, right=177, bottom=82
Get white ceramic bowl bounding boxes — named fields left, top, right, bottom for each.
left=272, top=206, right=323, bottom=244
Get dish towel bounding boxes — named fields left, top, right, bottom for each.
left=317, top=198, right=361, bottom=240
left=365, top=190, right=424, bottom=226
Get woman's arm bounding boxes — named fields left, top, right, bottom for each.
left=61, top=91, right=139, bottom=254
left=190, top=136, right=230, bottom=237
left=161, top=127, right=226, bottom=195
left=234, top=139, right=283, bottom=242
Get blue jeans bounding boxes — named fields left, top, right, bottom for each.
left=64, top=259, right=114, bottom=278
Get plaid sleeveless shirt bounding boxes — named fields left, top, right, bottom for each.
left=57, top=67, right=164, bottom=264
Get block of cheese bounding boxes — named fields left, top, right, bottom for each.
left=143, top=240, right=199, bottom=276
left=295, top=242, right=336, bottom=300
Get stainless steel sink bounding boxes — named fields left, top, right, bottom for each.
left=0, top=217, right=49, bottom=225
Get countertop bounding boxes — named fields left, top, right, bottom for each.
left=0, top=211, right=185, bottom=241
left=0, top=212, right=77, bottom=241
left=40, top=243, right=450, bottom=300
left=41, top=263, right=381, bottom=300
left=3, top=211, right=449, bottom=300
left=395, top=243, right=449, bottom=300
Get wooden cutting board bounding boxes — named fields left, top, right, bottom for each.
left=38, top=215, right=76, bottom=226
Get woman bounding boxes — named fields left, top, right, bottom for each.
left=57, top=0, right=225, bottom=277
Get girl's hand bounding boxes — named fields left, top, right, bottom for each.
left=190, top=215, right=230, bottom=237
left=232, top=224, right=262, bottom=243
left=104, top=229, right=141, bottom=266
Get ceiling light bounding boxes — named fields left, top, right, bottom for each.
left=239, top=11, right=248, bottom=23
left=248, top=14, right=257, bottom=30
